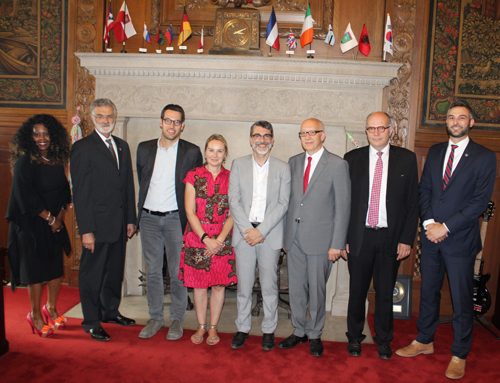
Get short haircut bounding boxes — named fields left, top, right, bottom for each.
left=91, top=98, right=117, bottom=118
left=447, top=100, right=474, bottom=120
left=250, top=120, right=273, bottom=136
left=161, top=104, right=185, bottom=122
left=366, top=111, right=392, bottom=128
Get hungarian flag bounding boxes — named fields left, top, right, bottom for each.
left=384, top=13, right=393, bottom=57
left=114, top=1, right=137, bottom=43
left=165, top=24, right=173, bottom=45
left=358, top=24, right=370, bottom=56
left=155, top=26, right=164, bottom=45
left=300, top=4, right=314, bottom=48
left=103, top=1, right=115, bottom=45
left=143, top=23, right=151, bottom=43
left=266, top=6, right=280, bottom=50
left=340, top=23, right=358, bottom=53
left=199, top=26, right=204, bottom=49
left=178, top=7, right=192, bottom=46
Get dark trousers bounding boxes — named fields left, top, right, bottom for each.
left=79, top=230, right=126, bottom=331
left=347, top=228, right=400, bottom=344
left=416, top=243, right=475, bottom=359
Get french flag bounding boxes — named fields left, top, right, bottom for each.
left=265, top=7, right=280, bottom=51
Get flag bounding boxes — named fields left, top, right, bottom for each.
left=340, top=23, right=358, bottom=53
left=178, top=7, right=192, bottom=46
left=265, top=6, right=280, bottom=50
left=155, top=27, right=164, bottom=45
left=143, top=23, right=151, bottom=43
left=300, top=4, right=314, bottom=48
left=324, top=24, right=335, bottom=46
left=286, top=29, right=297, bottom=50
left=114, top=1, right=137, bottom=43
left=358, top=24, right=370, bottom=56
left=165, top=24, right=173, bottom=45
left=103, top=1, right=115, bottom=45
left=199, top=26, right=204, bottom=49
left=384, top=13, right=393, bottom=57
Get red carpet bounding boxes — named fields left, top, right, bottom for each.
left=1, top=286, right=500, bottom=383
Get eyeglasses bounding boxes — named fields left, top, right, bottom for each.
left=251, top=133, right=273, bottom=140
left=366, top=126, right=390, bottom=133
left=298, top=130, right=323, bottom=137
left=92, top=114, right=115, bottom=122
left=163, top=118, right=182, bottom=127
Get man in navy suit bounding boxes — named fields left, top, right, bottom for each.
left=71, top=98, right=137, bottom=341
left=343, top=112, right=419, bottom=360
left=396, top=100, right=497, bottom=380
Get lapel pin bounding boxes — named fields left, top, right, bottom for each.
left=465, top=153, right=468, bottom=157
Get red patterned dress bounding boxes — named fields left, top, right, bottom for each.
left=179, top=166, right=237, bottom=288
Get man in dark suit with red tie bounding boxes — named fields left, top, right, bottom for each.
left=396, top=100, right=497, bottom=380
left=71, top=98, right=137, bottom=341
left=343, top=112, right=419, bottom=360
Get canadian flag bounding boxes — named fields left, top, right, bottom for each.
left=114, top=1, right=137, bottom=43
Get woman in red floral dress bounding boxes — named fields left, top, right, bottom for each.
left=179, top=134, right=237, bottom=345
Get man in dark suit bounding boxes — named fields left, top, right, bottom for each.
left=343, top=112, right=419, bottom=360
left=136, top=104, right=202, bottom=340
left=396, top=100, right=497, bottom=380
left=71, top=98, right=137, bottom=341
left=278, top=118, right=351, bottom=357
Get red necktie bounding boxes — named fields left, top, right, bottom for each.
left=367, top=152, right=383, bottom=228
left=303, top=156, right=312, bottom=194
left=443, top=145, right=458, bottom=190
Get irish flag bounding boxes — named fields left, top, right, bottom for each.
left=300, top=4, right=314, bottom=48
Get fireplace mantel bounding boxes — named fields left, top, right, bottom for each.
left=76, top=53, right=401, bottom=316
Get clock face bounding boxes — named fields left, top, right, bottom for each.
left=223, top=19, right=250, bottom=47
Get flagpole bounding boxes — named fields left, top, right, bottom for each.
left=120, top=0, right=127, bottom=52
left=307, top=42, right=313, bottom=59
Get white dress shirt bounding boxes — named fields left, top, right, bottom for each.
left=248, top=156, right=269, bottom=223
left=365, top=143, right=390, bottom=228
left=96, top=129, right=119, bottom=169
left=304, top=147, right=325, bottom=183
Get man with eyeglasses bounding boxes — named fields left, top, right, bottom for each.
left=136, top=104, right=202, bottom=340
left=228, top=120, right=291, bottom=351
left=71, top=98, right=137, bottom=341
left=396, top=101, right=496, bottom=380
left=343, top=111, right=418, bottom=360
left=279, top=118, right=350, bottom=357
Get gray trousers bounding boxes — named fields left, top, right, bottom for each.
left=234, top=240, right=280, bottom=334
left=288, top=235, right=333, bottom=339
left=139, top=211, right=186, bottom=322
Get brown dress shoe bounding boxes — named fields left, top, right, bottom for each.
left=445, top=356, right=465, bottom=379
left=395, top=340, right=434, bottom=357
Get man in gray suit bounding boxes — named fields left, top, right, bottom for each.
left=278, top=118, right=351, bottom=357
left=228, top=120, right=291, bottom=351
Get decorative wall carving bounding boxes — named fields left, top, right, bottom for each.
left=388, top=0, right=417, bottom=149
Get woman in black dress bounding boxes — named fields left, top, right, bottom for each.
left=7, top=114, right=72, bottom=338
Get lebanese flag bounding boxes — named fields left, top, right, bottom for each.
left=103, top=2, right=115, bottom=45
left=300, top=4, right=314, bottom=48
left=265, top=7, right=280, bottom=50
left=358, top=24, right=371, bottom=56
left=114, top=1, right=137, bottom=43
left=178, top=7, right=192, bottom=46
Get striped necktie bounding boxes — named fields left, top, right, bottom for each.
left=367, top=151, right=383, bottom=228
left=443, top=145, right=458, bottom=190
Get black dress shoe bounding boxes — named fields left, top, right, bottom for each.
left=262, top=333, right=275, bottom=351
left=277, top=334, right=308, bottom=349
left=309, top=338, right=324, bottom=357
left=231, top=332, right=249, bottom=349
left=378, top=342, right=393, bottom=360
left=102, top=315, right=136, bottom=326
left=347, top=340, right=362, bottom=357
left=86, top=326, right=110, bottom=341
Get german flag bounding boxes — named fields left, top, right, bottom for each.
left=178, top=7, right=192, bottom=46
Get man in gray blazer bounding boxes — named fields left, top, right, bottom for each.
left=278, top=118, right=351, bottom=357
left=228, top=120, right=291, bottom=351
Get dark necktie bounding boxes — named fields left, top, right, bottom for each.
left=367, top=151, right=383, bottom=228
left=443, top=144, right=458, bottom=190
left=303, top=156, right=312, bottom=194
left=106, top=138, right=118, bottom=167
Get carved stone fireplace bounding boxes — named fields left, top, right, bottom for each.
left=76, top=53, right=400, bottom=316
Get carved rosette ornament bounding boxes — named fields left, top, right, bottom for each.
left=73, top=0, right=99, bottom=267
left=388, top=0, right=416, bottom=149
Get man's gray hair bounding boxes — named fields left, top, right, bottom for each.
left=250, top=120, right=274, bottom=136
left=91, top=98, right=117, bottom=118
